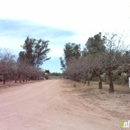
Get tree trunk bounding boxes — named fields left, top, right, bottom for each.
left=19, top=76, right=21, bottom=83
left=18, top=75, right=21, bottom=83
left=15, top=76, right=17, bottom=83
left=108, top=71, right=114, bottom=93
left=3, top=79, right=5, bottom=84
left=84, top=80, right=86, bottom=84
left=87, top=78, right=90, bottom=86
left=125, top=75, right=129, bottom=84
left=3, top=75, right=6, bottom=85
left=99, top=76, right=102, bottom=89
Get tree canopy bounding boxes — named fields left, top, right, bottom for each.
left=85, top=32, right=106, bottom=55
left=18, top=37, right=51, bottom=67
left=60, top=42, right=81, bottom=72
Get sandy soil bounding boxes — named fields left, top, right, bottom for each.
left=0, top=79, right=129, bottom=130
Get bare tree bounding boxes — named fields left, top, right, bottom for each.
left=98, top=33, right=124, bottom=93
left=0, top=51, right=15, bottom=84
left=14, top=61, right=43, bottom=82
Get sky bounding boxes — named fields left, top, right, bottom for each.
left=0, top=0, right=130, bottom=72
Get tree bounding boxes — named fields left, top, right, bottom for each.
left=82, top=48, right=89, bottom=57
left=14, top=60, right=43, bottom=82
left=85, top=32, right=106, bottom=55
left=59, top=57, right=66, bottom=72
left=99, top=33, right=124, bottom=93
left=0, top=51, right=15, bottom=84
left=117, top=51, right=130, bottom=84
left=66, top=57, right=92, bottom=85
left=87, top=55, right=105, bottom=89
left=18, top=37, right=51, bottom=67
left=81, top=32, right=106, bottom=87
left=60, top=42, right=81, bottom=72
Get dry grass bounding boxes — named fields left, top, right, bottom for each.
left=63, top=79, right=130, bottom=119
left=64, top=79, right=130, bottom=92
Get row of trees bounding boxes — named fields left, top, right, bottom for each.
left=0, top=37, right=51, bottom=84
left=60, top=32, right=130, bottom=93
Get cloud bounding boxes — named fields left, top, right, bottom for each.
left=0, top=18, right=77, bottom=58
left=0, top=0, right=129, bottom=33
left=0, top=19, right=76, bottom=39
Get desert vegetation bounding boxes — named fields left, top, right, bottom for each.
left=60, top=32, right=130, bottom=93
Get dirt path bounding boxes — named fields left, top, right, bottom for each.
left=0, top=80, right=120, bottom=130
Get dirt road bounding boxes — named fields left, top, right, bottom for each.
left=0, top=80, right=120, bottom=130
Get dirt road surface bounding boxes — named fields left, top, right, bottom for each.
left=0, top=80, right=121, bottom=130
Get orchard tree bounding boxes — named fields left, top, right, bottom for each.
left=99, top=33, right=125, bottom=93
left=117, top=51, right=130, bottom=84
left=81, top=32, right=106, bottom=87
left=66, top=57, right=92, bottom=84
left=13, top=60, right=43, bottom=83
left=87, top=55, right=105, bottom=89
left=0, top=51, right=15, bottom=84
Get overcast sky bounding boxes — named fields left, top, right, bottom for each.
left=0, top=0, right=130, bottom=72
